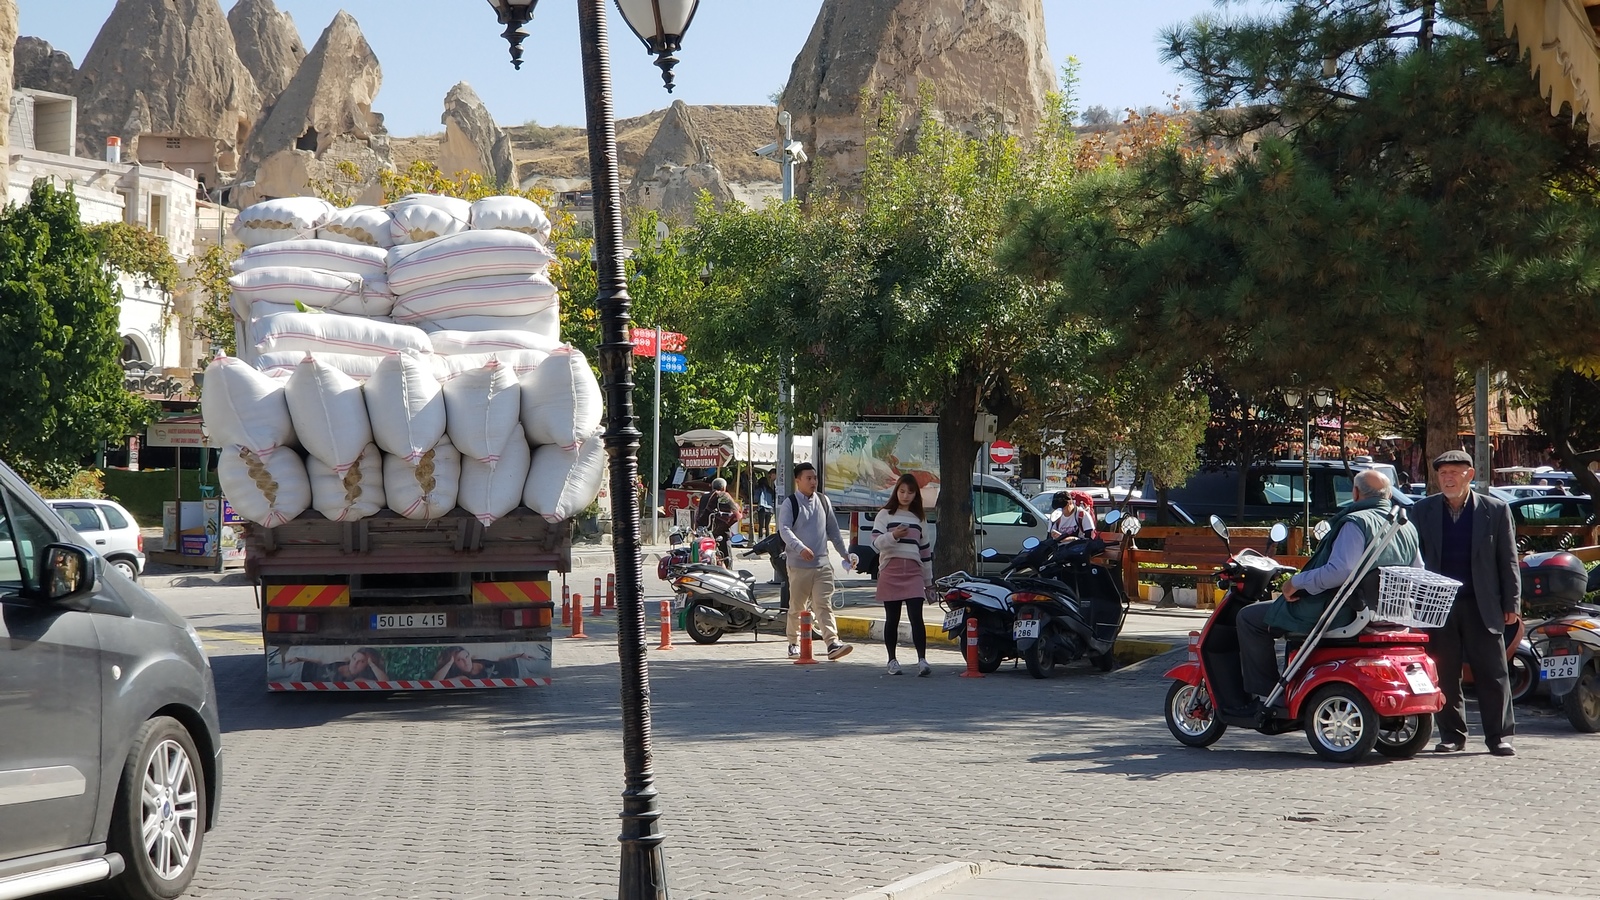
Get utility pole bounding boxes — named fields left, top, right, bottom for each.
left=774, top=110, right=805, bottom=501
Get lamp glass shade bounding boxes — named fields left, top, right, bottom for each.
left=1283, top=389, right=1302, bottom=408
left=615, top=0, right=699, bottom=50
left=1314, top=389, right=1334, bottom=408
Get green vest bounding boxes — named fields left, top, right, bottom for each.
left=1265, top=499, right=1421, bottom=634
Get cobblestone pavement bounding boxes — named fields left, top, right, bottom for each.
left=61, top=565, right=1599, bottom=899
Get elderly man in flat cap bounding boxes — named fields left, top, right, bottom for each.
left=1413, top=450, right=1521, bottom=756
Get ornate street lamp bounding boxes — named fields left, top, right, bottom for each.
left=484, top=1, right=690, bottom=896
left=1283, top=387, right=1336, bottom=553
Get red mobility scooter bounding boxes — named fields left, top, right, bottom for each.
left=1162, top=509, right=1453, bottom=763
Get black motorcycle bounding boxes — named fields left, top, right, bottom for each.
left=1009, top=515, right=1135, bottom=678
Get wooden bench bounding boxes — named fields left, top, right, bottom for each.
left=1122, top=526, right=1310, bottom=607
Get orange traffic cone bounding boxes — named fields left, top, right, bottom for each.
left=569, top=594, right=589, bottom=639
left=794, top=610, right=820, bottom=665
left=657, top=600, right=674, bottom=651
left=959, top=616, right=983, bottom=678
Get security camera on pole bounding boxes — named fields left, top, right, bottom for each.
left=754, top=112, right=806, bottom=500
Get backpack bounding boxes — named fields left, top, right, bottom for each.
left=786, top=491, right=831, bottom=524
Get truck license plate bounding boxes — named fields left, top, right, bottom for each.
left=1542, top=654, right=1581, bottom=680
left=1013, top=620, right=1040, bottom=640
left=371, top=613, right=448, bottom=630
left=943, top=609, right=965, bottom=632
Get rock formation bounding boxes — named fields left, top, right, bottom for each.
left=228, top=0, right=306, bottom=112
left=781, top=0, right=1053, bottom=195
left=72, top=0, right=262, bottom=167
left=239, top=10, right=390, bottom=203
left=624, top=100, right=735, bottom=222
left=11, top=36, right=76, bottom=96
left=1, top=0, right=15, bottom=188
left=437, top=82, right=515, bottom=187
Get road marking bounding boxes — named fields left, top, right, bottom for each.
left=195, top=627, right=262, bottom=647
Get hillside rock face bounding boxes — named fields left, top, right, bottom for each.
left=240, top=10, right=389, bottom=202
left=781, top=0, right=1053, bottom=195
left=437, top=82, right=515, bottom=186
left=624, top=100, right=734, bottom=222
left=12, top=36, right=76, bottom=96
left=1, top=0, right=15, bottom=188
left=73, top=0, right=261, bottom=166
left=228, top=0, right=306, bottom=111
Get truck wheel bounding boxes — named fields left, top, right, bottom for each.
left=1303, top=684, right=1380, bottom=763
left=684, top=602, right=724, bottom=644
left=109, top=717, right=206, bottom=900
left=1374, top=713, right=1434, bottom=759
left=1563, top=661, right=1600, bottom=732
left=1165, top=681, right=1226, bottom=747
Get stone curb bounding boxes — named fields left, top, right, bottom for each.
left=833, top=614, right=1174, bottom=664
left=842, top=860, right=996, bottom=900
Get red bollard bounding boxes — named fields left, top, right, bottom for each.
left=606, top=573, right=616, bottom=610
left=561, top=583, right=571, bottom=626
left=656, top=600, right=674, bottom=651
left=569, top=594, right=589, bottom=639
left=794, top=610, right=820, bottom=665
left=959, top=616, right=984, bottom=678
left=593, top=577, right=603, bottom=617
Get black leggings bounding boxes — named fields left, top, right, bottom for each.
left=883, top=598, right=926, bottom=660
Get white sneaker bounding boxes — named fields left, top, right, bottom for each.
left=886, top=659, right=902, bottom=675
left=787, top=645, right=800, bottom=658
left=917, top=660, right=932, bottom=677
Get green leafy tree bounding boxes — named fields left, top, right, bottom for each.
left=187, top=242, right=240, bottom=358
left=0, top=181, right=155, bottom=487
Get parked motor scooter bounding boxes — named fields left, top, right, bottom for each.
left=1010, top=512, right=1136, bottom=677
left=739, top=532, right=790, bottom=612
left=936, top=536, right=1064, bottom=672
left=1524, top=551, right=1600, bottom=731
left=1162, top=511, right=1448, bottom=763
left=663, top=541, right=789, bottom=644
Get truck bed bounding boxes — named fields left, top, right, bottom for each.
left=243, top=508, right=571, bottom=577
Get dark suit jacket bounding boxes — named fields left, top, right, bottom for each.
left=1412, top=490, right=1520, bottom=633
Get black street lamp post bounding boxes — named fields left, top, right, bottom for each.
left=1283, top=387, right=1334, bottom=554
left=483, top=1, right=698, bottom=897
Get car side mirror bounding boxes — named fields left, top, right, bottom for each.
left=1019, top=512, right=1037, bottom=528
left=39, top=544, right=95, bottom=608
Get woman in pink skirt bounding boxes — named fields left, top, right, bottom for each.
left=871, top=473, right=935, bottom=675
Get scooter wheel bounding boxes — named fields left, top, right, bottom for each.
left=1092, top=651, right=1116, bottom=673
left=1508, top=649, right=1538, bottom=704
left=1165, top=681, right=1226, bottom=747
left=1563, top=661, right=1600, bottom=732
left=1374, top=713, right=1433, bottom=759
left=1303, top=684, right=1381, bottom=763
left=684, top=602, right=725, bottom=645
left=1023, top=640, right=1057, bottom=679
left=976, top=632, right=1004, bottom=674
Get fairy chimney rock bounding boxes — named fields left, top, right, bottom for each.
left=12, top=36, right=76, bottom=96
left=624, top=99, right=736, bottom=220
left=781, top=0, right=1053, bottom=195
left=72, top=0, right=262, bottom=176
left=437, top=81, right=515, bottom=187
left=228, top=0, right=307, bottom=112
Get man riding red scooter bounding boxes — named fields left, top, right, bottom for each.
left=1163, top=472, right=1453, bottom=763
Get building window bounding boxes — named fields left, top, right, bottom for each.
left=148, top=194, right=167, bottom=239
left=165, top=137, right=182, bottom=150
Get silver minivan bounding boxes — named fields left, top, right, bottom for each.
left=851, top=474, right=1050, bottom=575
left=0, top=460, right=220, bottom=900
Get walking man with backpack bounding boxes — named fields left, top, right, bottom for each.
left=778, top=462, right=854, bottom=660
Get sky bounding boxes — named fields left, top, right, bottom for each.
left=17, top=1, right=1264, bottom=138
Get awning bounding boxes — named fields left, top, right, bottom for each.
left=673, top=429, right=813, bottom=465
left=1495, top=0, right=1600, bottom=143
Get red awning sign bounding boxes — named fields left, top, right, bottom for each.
left=632, top=329, right=688, bottom=357
left=678, top=444, right=732, bottom=468
left=989, top=440, right=1017, bottom=465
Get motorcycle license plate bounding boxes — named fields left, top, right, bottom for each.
left=1542, top=654, right=1582, bottom=680
left=943, top=609, right=965, bottom=632
left=1013, top=620, right=1040, bottom=640
left=1403, top=666, right=1436, bottom=694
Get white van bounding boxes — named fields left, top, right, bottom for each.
left=849, top=474, right=1049, bottom=575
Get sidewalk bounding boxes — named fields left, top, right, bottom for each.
left=827, top=571, right=1203, bottom=664
left=850, top=863, right=1564, bottom=900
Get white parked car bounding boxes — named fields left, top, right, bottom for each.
left=46, top=498, right=145, bottom=580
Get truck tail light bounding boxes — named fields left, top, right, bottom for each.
left=265, top=613, right=319, bottom=634
left=501, top=608, right=551, bottom=629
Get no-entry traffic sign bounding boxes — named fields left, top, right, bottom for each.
left=989, top=440, right=1016, bottom=465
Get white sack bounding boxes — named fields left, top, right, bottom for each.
left=441, top=358, right=521, bottom=465
left=387, top=230, right=555, bottom=295
left=228, top=267, right=394, bottom=317
left=232, top=239, right=389, bottom=278
left=438, top=350, right=548, bottom=381
left=200, top=356, right=295, bottom=458
left=364, top=350, right=447, bottom=462
left=390, top=273, right=558, bottom=323
left=422, top=304, right=560, bottom=341
left=255, top=350, right=395, bottom=383
left=384, top=438, right=461, bottom=520
left=388, top=195, right=471, bottom=245
left=307, top=442, right=386, bottom=521
left=520, top=347, right=601, bottom=450
left=285, top=357, right=374, bottom=473
left=425, top=327, right=562, bottom=356
left=524, top=431, right=605, bottom=522
left=470, top=195, right=553, bottom=242
left=254, top=312, right=432, bottom=358
left=219, top=444, right=310, bottom=527
left=459, top=431, right=531, bottom=525
left=318, top=205, right=395, bottom=248
left=232, top=197, right=335, bottom=247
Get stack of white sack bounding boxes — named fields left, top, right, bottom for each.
left=208, top=193, right=602, bottom=527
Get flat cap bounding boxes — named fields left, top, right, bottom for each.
left=1432, top=450, right=1474, bottom=470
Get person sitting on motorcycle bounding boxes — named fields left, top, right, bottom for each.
left=1048, top=491, right=1097, bottom=543
left=696, top=477, right=742, bottom=564
left=1231, top=469, right=1422, bottom=717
